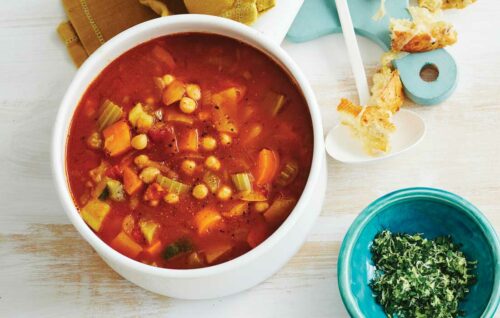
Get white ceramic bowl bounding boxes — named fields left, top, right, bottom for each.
left=52, top=15, right=327, bottom=299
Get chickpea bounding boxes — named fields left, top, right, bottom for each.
left=131, top=134, right=148, bottom=150
left=217, top=185, right=232, bottom=201
left=139, top=167, right=160, bottom=184
left=164, top=193, right=179, bottom=204
left=154, top=77, right=165, bottom=90
left=201, top=136, right=217, bottom=151
left=86, top=131, right=102, bottom=149
left=179, top=97, right=197, bottom=114
left=205, top=156, right=221, bottom=171
left=134, top=154, right=150, bottom=168
left=162, top=74, right=175, bottom=86
left=137, top=113, right=154, bottom=131
left=181, top=159, right=197, bottom=175
left=192, top=184, right=209, bottom=200
left=186, top=84, right=201, bottom=101
left=220, top=133, right=232, bottom=146
left=254, top=201, right=269, bottom=213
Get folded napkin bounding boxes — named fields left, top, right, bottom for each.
left=57, top=0, right=275, bottom=67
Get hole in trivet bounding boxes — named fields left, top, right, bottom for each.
left=420, top=63, right=439, bottom=82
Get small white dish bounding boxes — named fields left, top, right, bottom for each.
left=325, top=109, right=426, bottom=163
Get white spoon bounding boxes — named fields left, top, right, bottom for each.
left=325, top=0, right=426, bottom=163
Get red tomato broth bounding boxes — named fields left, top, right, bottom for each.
left=66, top=33, right=313, bottom=269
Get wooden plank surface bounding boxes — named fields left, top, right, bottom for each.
left=0, top=1, right=499, bottom=317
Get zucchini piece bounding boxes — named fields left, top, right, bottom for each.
left=231, top=173, right=252, bottom=192
left=156, top=175, right=190, bottom=195
left=97, top=100, right=123, bottom=131
left=80, top=199, right=111, bottom=232
left=98, top=187, right=109, bottom=201
left=163, top=238, right=192, bottom=260
left=139, top=219, right=160, bottom=245
left=106, top=179, right=125, bottom=201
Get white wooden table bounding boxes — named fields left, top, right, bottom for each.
left=1, top=1, right=499, bottom=317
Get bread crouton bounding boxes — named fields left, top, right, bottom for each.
left=441, top=0, right=476, bottom=9
left=390, top=7, right=457, bottom=52
left=369, top=66, right=404, bottom=114
left=418, top=0, right=476, bottom=11
left=337, top=98, right=396, bottom=155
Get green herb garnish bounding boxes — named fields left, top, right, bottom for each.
left=370, top=230, right=477, bottom=318
left=163, top=238, right=192, bottom=260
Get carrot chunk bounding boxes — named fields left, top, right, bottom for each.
left=179, top=128, right=199, bottom=152
left=110, top=231, right=143, bottom=258
left=123, top=167, right=142, bottom=195
left=102, top=121, right=131, bottom=156
left=194, top=207, right=222, bottom=235
left=255, top=148, right=279, bottom=185
left=145, top=240, right=163, bottom=257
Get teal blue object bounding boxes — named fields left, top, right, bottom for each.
left=288, top=0, right=458, bottom=106
left=337, top=188, right=500, bottom=318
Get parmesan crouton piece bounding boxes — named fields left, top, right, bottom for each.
left=380, top=51, right=409, bottom=68
left=390, top=7, right=457, bottom=52
left=441, top=0, right=476, bottom=9
left=369, top=66, right=405, bottom=114
left=418, top=0, right=476, bottom=11
left=418, top=0, right=443, bottom=12
left=337, top=98, right=396, bottom=155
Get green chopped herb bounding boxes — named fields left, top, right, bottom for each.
left=163, top=238, right=192, bottom=260
left=370, top=230, right=477, bottom=318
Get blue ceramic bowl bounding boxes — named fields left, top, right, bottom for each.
left=338, top=187, right=500, bottom=318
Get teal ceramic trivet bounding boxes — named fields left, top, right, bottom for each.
left=287, top=0, right=457, bottom=105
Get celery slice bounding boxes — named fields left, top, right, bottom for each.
left=97, top=100, right=123, bottom=131
left=156, top=175, right=190, bottom=195
left=263, top=91, right=286, bottom=116
left=231, top=173, right=252, bottom=192
left=275, top=161, right=299, bottom=187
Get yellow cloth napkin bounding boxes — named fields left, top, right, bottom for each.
left=57, top=0, right=275, bottom=67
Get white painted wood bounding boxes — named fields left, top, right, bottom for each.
left=0, top=1, right=499, bottom=317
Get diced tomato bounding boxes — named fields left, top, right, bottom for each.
left=148, top=124, right=179, bottom=154
left=105, top=165, right=122, bottom=179
left=143, top=183, right=164, bottom=201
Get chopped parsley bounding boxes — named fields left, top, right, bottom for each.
left=370, top=230, right=477, bottom=318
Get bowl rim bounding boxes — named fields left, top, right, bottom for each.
left=52, top=15, right=324, bottom=278
left=337, top=187, right=500, bottom=318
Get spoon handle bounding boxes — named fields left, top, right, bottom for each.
left=334, top=0, right=370, bottom=106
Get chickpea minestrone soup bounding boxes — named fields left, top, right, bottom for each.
left=67, top=33, right=313, bottom=269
